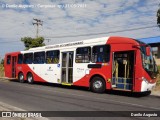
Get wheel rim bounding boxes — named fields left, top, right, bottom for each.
left=28, top=75, right=32, bottom=83
left=19, top=74, right=24, bottom=81
left=93, top=80, right=102, bottom=89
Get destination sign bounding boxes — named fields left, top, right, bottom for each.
left=45, top=41, right=83, bottom=49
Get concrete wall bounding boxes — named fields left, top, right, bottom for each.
left=156, top=45, right=160, bottom=65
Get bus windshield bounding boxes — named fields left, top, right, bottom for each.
left=140, top=46, right=158, bottom=79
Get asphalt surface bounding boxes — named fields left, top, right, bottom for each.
left=0, top=79, right=160, bottom=120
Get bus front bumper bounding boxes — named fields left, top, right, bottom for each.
left=141, top=80, right=156, bottom=92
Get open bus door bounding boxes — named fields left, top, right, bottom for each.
left=61, top=51, right=74, bottom=84
left=112, top=51, right=135, bottom=91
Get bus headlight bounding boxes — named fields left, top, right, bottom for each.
left=142, top=77, right=149, bottom=84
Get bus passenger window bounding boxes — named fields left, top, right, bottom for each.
left=46, top=50, right=59, bottom=64
left=23, top=53, right=33, bottom=64
left=34, top=52, right=45, bottom=64
left=76, top=47, right=91, bottom=63
left=18, top=54, right=23, bottom=64
left=92, top=45, right=110, bottom=63
left=7, top=55, right=11, bottom=64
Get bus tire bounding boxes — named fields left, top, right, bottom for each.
left=27, top=73, right=34, bottom=84
left=18, top=72, right=25, bottom=83
left=90, top=77, right=106, bottom=93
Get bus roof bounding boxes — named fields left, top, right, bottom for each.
left=5, top=36, right=142, bottom=55
left=27, top=37, right=109, bottom=52
left=27, top=36, right=139, bottom=52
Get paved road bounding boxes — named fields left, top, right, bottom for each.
left=0, top=79, right=160, bottom=120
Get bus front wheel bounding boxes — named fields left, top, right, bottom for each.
left=27, top=73, right=34, bottom=84
left=90, top=77, right=106, bottom=93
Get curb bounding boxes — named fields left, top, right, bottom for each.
left=151, top=91, right=160, bottom=97
left=150, top=95, right=160, bottom=98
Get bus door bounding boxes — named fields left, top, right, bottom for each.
left=112, top=51, right=135, bottom=91
left=12, top=56, right=17, bottom=78
left=61, top=51, right=74, bottom=83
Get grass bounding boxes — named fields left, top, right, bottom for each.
left=0, top=64, right=4, bottom=77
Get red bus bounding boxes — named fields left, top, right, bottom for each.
left=4, top=36, right=158, bottom=93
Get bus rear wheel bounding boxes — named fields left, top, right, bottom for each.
left=27, top=73, right=34, bottom=84
left=90, top=77, right=106, bottom=93
left=18, top=72, right=24, bottom=83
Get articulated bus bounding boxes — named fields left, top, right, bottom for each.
left=4, top=36, right=158, bottom=93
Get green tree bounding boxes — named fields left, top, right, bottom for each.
left=0, top=59, right=4, bottom=65
left=21, top=37, right=45, bottom=50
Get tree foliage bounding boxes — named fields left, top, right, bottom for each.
left=21, top=37, right=45, bottom=50
left=0, top=59, right=4, bottom=65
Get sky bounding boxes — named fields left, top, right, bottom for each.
left=0, top=0, right=160, bottom=59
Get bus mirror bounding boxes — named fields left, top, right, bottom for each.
left=146, top=47, right=150, bottom=56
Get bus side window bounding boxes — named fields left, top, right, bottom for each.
left=46, top=50, right=59, bottom=64
left=34, top=52, right=45, bottom=64
left=23, top=53, right=33, bottom=64
left=7, top=55, right=11, bottom=64
left=76, top=47, right=91, bottom=63
left=92, top=45, right=110, bottom=63
left=18, top=54, right=23, bottom=64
